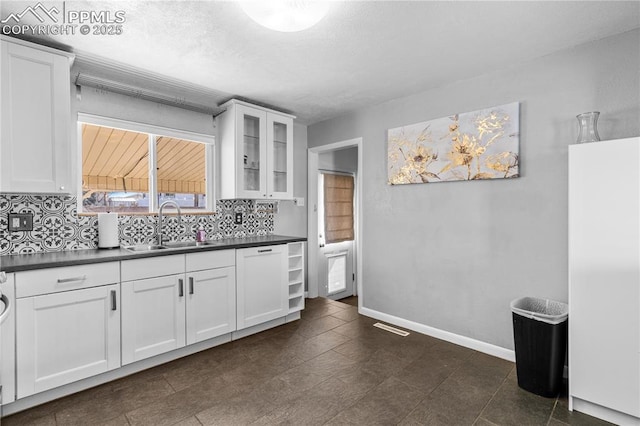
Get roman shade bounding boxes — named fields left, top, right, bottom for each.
left=323, top=173, right=354, bottom=244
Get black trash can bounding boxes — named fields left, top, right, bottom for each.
left=511, top=297, right=568, bottom=398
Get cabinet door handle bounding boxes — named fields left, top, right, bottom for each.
left=189, top=277, right=194, bottom=295
left=178, top=278, right=184, bottom=297
left=258, top=249, right=272, bottom=253
left=57, top=275, right=87, bottom=284
left=110, top=290, right=117, bottom=311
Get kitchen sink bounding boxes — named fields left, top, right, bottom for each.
left=163, top=240, right=227, bottom=249
left=124, top=240, right=229, bottom=253
left=163, top=241, right=199, bottom=249
left=123, top=244, right=167, bottom=252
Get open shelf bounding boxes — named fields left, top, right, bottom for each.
left=287, top=242, right=305, bottom=314
left=288, top=255, right=302, bottom=271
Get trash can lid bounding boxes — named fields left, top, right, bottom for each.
left=510, top=296, right=568, bottom=324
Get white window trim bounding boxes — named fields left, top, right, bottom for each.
left=77, top=112, right=216, bottom=214
left=77, top=113, right=215, bottom=145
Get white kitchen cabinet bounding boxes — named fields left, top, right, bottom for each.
left=121, top=255, right=185, bottom=365
left=236, top=244, right=288, bottom=330
left=121, top=274, right=186, bottom=365
left=186, top=250, right=236, bottom=344
left=568, top=137, right=640, bottom=424
left=0, top=37, right=73, bottom=194
left=16, top=279, right=120, bottom=398
left=122, top=251, right=237, bottom=363
left=219, top=99, right=294, bottom=200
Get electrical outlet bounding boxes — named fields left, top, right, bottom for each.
left=234, top=212, right=243, bottom=224
left=8, top=213, right=33, bottom=231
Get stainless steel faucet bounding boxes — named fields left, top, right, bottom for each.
left=157, top=200, right=182, bottom=246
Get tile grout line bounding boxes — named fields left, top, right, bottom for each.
left=547, top=398, right=560, bottom=426
left=392, top=351, right=460, bottom=425
left=476, top=417, right=501, bottom=426
left=473, top=365, right=515, bottom=424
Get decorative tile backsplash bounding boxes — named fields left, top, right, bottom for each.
left=0, top=194, right=274, bottom=256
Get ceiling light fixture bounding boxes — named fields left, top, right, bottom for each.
left=240, top=1, right=330, bottom=32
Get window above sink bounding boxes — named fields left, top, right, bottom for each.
left=78, top=113, right=215, bottom=214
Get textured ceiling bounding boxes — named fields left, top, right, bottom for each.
left=2, top=1, right=639, bottom=124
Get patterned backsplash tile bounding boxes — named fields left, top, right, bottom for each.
left=0, top=194, right=274, bottom=256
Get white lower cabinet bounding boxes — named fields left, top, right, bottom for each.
left=121, top=251, right=236, bottom=363
left=9, top=244, right=300, bottom=407
left=121, top=254, right=186, bottom=365
left=236, top=245, right=288, bottom=330
left=16, top=282, right=120, bottom=398
left=186, top=267, right=236, bottom=345
left=186, top=249, right=236, bottom=344
left=121, top=274, right=186, bottom=365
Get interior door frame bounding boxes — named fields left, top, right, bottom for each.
left=307, top=138, right=363, bottom=311
left=318, top=171, right=356, bottom=300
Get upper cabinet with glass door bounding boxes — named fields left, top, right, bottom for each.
left=218, top=99, right=294, bottom=200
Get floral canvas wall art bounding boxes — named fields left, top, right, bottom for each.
left=387, top=102, right=520, bottom=184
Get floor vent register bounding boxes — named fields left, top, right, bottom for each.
left=373, top=322, right=410, bottom=337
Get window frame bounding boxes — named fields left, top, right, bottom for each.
left=77, top=113, right=216, bottom=214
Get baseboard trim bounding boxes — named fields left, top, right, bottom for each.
left=359, top=307, right=515, bottom=362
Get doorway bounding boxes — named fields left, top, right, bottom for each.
left=307, top=138, right=363, bottom=310
left=318, top=171, right=355, bottom=300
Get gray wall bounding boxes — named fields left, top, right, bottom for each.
left=307, top=29, right=640, bottom=350
left=319, top=147, right=358, bottom=174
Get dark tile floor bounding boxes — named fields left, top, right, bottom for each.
left=3, top=297, right=611, bottom=426
left=336, top=295, right=358, bottom=307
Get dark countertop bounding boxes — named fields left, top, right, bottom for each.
left=0, top=235, right=306, bottom=273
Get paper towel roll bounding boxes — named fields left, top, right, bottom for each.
left=98, top=213, right=119, bottom=249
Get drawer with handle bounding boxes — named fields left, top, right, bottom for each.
left=15, top=262, right=120, bottom=298
left=186, top=249, right=235, bottom=272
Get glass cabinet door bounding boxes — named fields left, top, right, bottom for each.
left=236, top=105, right=267, bottom=198
left=267, top=114, right=293, bottom=199
left=243, top=114, right=261, bottom=192
left=272, top=121, right=287, bottom=193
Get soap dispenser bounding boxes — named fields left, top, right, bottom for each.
left=196, top=226, right=206, bottom=243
